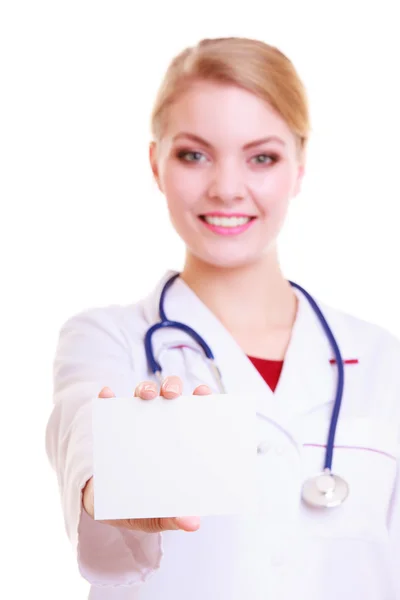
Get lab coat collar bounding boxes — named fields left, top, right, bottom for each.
left=142, top=271, right=345, bottom=421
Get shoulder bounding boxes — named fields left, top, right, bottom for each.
left=57, top=273, right=170, bottom=346
left=57, top=299, right=149, bottom=349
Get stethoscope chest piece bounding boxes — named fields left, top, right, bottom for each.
left=301, top=469, right=349, bottom=508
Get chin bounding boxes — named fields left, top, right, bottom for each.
left=191, top=247, right=263, bottom=270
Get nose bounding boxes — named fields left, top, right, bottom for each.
left=207, top=160, right=246, bottom=204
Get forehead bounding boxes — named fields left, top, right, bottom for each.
left=165, top=81, right=294, bottom=146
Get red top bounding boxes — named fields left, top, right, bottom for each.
left=247, top=356, right=284, bottom=392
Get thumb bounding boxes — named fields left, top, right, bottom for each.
left=99, top=386, right=115, bottom=398
left=173, top=516, right=201, bottom=532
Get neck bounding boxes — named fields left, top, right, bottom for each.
left=180, top=249, right=297, bottom=337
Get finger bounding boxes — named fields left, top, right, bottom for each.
left=172, top=516, right=201, bottom=531
left=146, top=516, right=200, bottom=532
left=193, top=384, right=212, bottom=395
left=112, top=516, right=201, bottom=533
left=134, top=380, right=158, bottom=400
left=98, top=387, right=115, bottom=398
left=160, top=375, right=183, bottom=399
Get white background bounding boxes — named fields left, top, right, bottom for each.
left=1, top=1, right=399, bottom=598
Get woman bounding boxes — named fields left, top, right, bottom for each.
left=46, top=37, right=400, bottom=599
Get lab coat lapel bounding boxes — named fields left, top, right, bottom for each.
left=274, top=288, right=337, bottom=417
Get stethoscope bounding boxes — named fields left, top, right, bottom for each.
left=144, top=272, right=349, bottom=509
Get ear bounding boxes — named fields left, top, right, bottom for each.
left=149, top=141, right=163, bottom=192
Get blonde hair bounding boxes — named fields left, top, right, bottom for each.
left=150, top=37, right=311, bottom=158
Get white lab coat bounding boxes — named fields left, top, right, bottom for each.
left=46, top=271, right=400, bottom=600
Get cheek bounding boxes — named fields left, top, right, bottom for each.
left=162, top=165, right=203, bottom=213
left=266, top=163, right=296, bottom=194
left=253, top=165, right=296, bottom=213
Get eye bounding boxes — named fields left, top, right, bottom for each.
left=251, top=153, right=279, bottom=165
left=176, top=150, right=207, bottom=163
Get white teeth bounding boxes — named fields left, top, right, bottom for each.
left=203, top=216, right=251, bottom=227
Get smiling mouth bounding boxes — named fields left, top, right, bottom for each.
left=199, top=215, right=256, bottom=228
left=198, top=214, right=257, bottom=236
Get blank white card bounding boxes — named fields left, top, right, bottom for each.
left=92, top=394, right=256, bottom=520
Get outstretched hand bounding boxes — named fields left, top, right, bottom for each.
left=82, top=376, right=212, bottom=533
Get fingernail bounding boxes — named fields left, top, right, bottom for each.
left=142, top=383, right=156, bottom=392
left=164, top=383, right=180, bottom=394
left=137, top=382, right=157, bottom=396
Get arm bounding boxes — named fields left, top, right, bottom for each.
left=45, top=307, right=163, bottom=587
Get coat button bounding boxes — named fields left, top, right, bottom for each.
left=257, top=441, right=271, bottom=454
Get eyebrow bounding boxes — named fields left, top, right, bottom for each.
left=172, top=132, right=286, bottom=149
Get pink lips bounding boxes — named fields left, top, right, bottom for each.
left=199, top=213, right=256, bottom=236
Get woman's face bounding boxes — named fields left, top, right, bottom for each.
left=150, top=81, right=305, bottom=269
